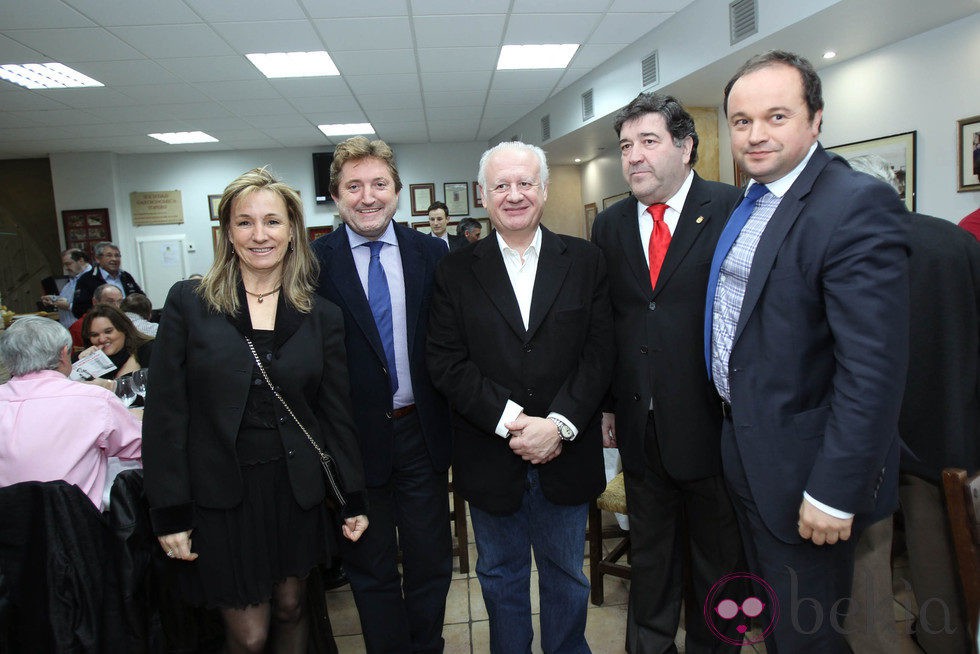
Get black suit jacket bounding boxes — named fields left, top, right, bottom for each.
left=311, top=223, right=452, bottom=487
left=73, top=266, right=144, bottom=317
left=725, top=145, right=909, bottom=543
left=592, top=174, right=740, bottom=480
left=427, top=227, right=615, bottom=514
left=448, top=233, right=468, bottom=252
left=142, top=281, right=365, bottom=535
left=900, top=213, right=980, bottom=481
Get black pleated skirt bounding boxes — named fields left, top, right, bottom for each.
left=174, top=431, right=332, bottom=609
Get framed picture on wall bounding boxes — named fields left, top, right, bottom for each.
left=602, top=191, right=630, bottom=210
left=957, top=115, right=980, bottom=192
left=307, top=225, right=333, bottom=241
left=473, top=181, right=483, bottom=207
left=211, top=225, right=221, bottom=253
left=410, top=183, right=435, bottom=216
left=827, top=131, right=916, bottom=211
left=62, top=208, right=111, bottom=258
left=444, top=182, right=469, bottom=216
left=584, top=202, right=597, bottom=239
left=208, top=194, right=221, bottom=221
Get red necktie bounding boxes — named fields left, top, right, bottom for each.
left=647, top=203, right=670, bottom=289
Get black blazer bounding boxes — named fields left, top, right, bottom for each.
left=311, top=223, right=452, bottom=487
left=592, top=174, right=740, bottom=480
left=73, top=266, right=144, bottom=317
left=427, top=227, right=615, bottom=514
left=142, top=281, right=366, bottom=536
left=725, top=146, right=909, bottom=543
left=900, top=213, right=980, bottom=481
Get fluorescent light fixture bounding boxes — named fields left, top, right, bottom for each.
left=148, top=131, right=219, bottom=145
left=823, top=50, right=837, bottom=59
left=496, top=44, right=579, bottom=70
left=246, top=51, right=340, bottom=78
left=0, top=63, right=103, bottom=89
left=318, top=123, right=375, bottom=137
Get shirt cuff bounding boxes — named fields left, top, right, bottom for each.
left=803, top=491, right=854, bottom=519
left=546, top=412, right=579, bottom=439
left=495, top=400, right=524, bottom=438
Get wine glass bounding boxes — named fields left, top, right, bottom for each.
left=115, top=376, right=137, bottom=407
left=132, top=368, right=148, bottom=400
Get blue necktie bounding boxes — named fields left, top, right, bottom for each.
left=703, top=183, right=770, bottom=374
left=367, top=241, right=398, bottom=393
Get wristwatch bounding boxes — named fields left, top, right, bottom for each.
left=548, top=416, right=575, bottom=442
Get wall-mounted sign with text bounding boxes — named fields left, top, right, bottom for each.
left=130, top=190, right=184, bottom=226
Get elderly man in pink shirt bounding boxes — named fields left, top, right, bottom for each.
left=0, top=316, right=141, bottom=510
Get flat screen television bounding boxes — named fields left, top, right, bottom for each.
left=313, top=152, right=334, bottom=204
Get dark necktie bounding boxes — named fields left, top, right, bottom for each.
left=703, top=183, right=770, bottom=373
left=647, top=203, right=670, bottom=289
left=366, top=241, right=398, bottom=393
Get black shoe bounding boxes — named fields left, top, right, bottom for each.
left=321, top=564, right=349, bottom=590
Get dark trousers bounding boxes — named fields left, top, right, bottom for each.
left=340, top=413, right=453, bottom=653
left=625, top=413, right=745, bottom=654
left=720, top=418, right=856, bottom=654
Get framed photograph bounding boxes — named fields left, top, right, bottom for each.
left=957, top=115, right=980, bottom=192
left=828, top=131, right=916, bottom=211
left=444, top=182, right=469, bottom=216
left=307, top=225, right=333, bottom=241
left=733, top=162, right=750, bottom=189
left=410, top=183, right=435, bottom=216
left=208, top=194, right=222, bottom=221
left=211, top=225, right=221, bottom=253
left=602, top=191, right=630, bottom=210
left=62, top=208, right=110, bottom=257
left=584, top=202, right=598, bottom=239
left=473, top=181, right=483, bottom=208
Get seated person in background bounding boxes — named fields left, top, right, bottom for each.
left=78, top=305, right=153, bottom=391
left=120, top=292, right=158, bottom=337
left=69, top=283, right=123, bottom=347
left=0, top=316, right=142, bottom=511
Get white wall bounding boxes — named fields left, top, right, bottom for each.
left=49, top=140, right=491, bottom=297
left=818, top=13, right=980, bottom=222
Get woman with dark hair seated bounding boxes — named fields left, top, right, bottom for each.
left=78, top=304, right=153, bottom=389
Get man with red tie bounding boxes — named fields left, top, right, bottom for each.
left=591, top=93, right=745, bottom=653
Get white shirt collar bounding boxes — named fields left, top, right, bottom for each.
left=495, top=226, right=542, bottom=261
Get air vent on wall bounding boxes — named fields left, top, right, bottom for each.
left=541, top=114, right=551, bottom=142
left=581, top=89, right=594, bottom=121
left=641, top=51, right=659, bottom=89
left=730, top=0, right=758, bottom=45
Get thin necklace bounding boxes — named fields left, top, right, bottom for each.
left=244, top=286, right=281, bottom=303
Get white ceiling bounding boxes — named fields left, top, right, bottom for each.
left=0, top=0, right=693, bottom=158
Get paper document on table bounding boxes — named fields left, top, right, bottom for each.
left=70, top=350, right=116, bottom=381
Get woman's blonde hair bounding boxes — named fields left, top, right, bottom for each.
left=198, top=167, right=318, bottom=315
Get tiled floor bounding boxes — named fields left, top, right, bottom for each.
left=324, top=511, right=928, bottom=653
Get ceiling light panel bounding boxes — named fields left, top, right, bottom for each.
left=318, top=123, right=375, bottom=136
left=496, top=44, right=579, bottom=70
left=246, top=51, right=340, bottom=78
left=148, top=131, right=219, bottom=144
left=0, top=63, right=104, bottom=89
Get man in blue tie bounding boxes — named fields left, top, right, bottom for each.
left=706, top=51, right=909, bottom=653
left=311, top=136, right=453, bottom=654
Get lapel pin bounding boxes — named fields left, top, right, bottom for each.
left=696, top=216, right=704, bottom=224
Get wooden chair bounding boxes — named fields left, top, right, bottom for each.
left=941, top=468, right=980, bottom=642
left=449, top=474, right=470, bottom=574
left=587, top=472, right=630, bottom=605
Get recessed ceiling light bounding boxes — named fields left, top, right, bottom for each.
left=497, top=44, right=579, bottom=70
left=318, top=123, right=375, bottom=137
left=574, top=158, right=582, bottom=163
left=148, top=131, right=219, bottom=145
left=0, top=63, right=103, bottom=89
left=823, top=51, right=837, bottom=59
left=246, top=51, right=340, bottom=78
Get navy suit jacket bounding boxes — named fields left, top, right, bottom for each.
left=592, top=174, right=740, bottom=480
left=724, top=145, right=910, bottom=543
left=312, top=223, right=452, bottom=487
